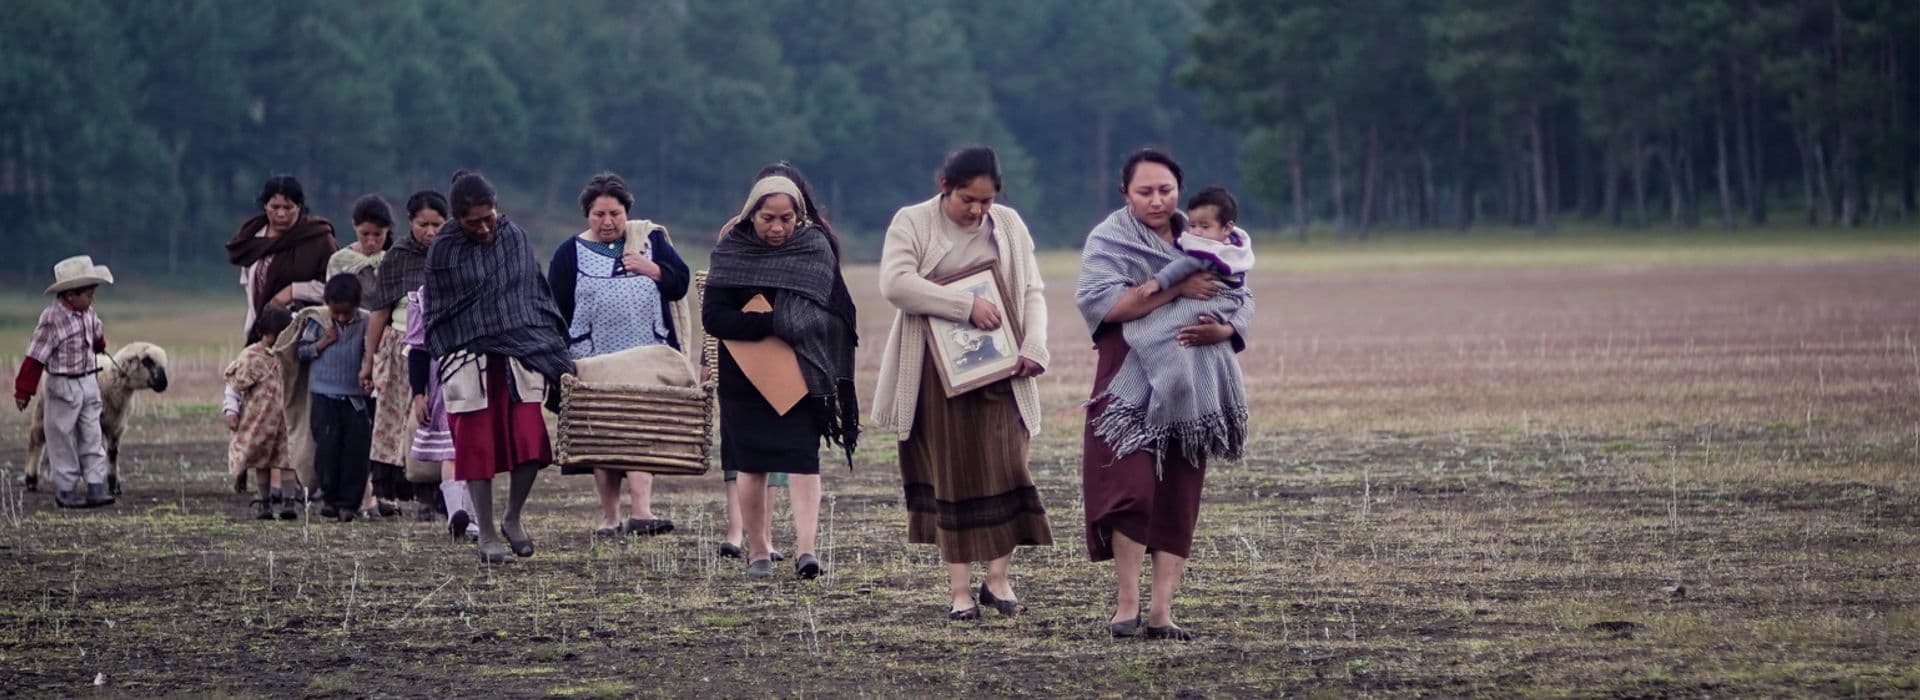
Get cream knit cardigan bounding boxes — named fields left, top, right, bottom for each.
left=871, top=196, right=1050, bottom=437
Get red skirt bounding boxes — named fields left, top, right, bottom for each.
left=447, top=356, right=552, bottom=481
left=1081, top=326, right=1207, bottom=562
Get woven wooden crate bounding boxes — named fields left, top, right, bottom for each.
left=553, top=269, right=719, bottom=476
left=556, top=375, right=712, bottom=475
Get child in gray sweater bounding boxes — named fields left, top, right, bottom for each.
left=296, top=274, right=374, bottom=521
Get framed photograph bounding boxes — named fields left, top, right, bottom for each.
left=925, top=261, right=1024, bottom=398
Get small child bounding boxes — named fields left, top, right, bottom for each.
left=226, top=306, right=296, bottom=520
left=13, top=256, right=115, bottom=509
left=1143, top=186, right=1255, bottom=294
left=406, top=284, right=479, bottom=539
left=296, top=274, right=375, bottom=522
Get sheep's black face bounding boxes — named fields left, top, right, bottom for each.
left=144, top=358, right=169, bottom=393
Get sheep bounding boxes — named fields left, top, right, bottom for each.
left=24, top=342, right=170, bottom=494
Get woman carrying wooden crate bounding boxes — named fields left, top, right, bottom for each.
left=549, top=172, right=691, bottom=539
left=703, top=167, right=861, bottom=580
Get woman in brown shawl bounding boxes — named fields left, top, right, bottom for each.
left=226, top=174, right=338, bottom=331
left=223, top=174, right=337, bottom=502
left=873, top=147, right=1052, bottom=620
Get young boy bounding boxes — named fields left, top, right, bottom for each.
left=14, top=256, right=116, bottom=508
left=296, top=274, right=375, bottom=522
left=1143, top=185, right=1255, bottom=294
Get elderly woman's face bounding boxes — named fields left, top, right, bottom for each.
left=353, top=221, right=389, bottom=253
left=587, top=195, right=626, bottom=242
left=459, top=203, right=499, bottom=243
left=264, top=194, right=300, bottom=234
left=410, top=208, right=445, bottom=247
left=751, top=194, right=799, bottom=247
left=1124, top=162, right=1179, bottom=235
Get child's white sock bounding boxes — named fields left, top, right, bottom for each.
left=440, top=480, right=469, bottom=518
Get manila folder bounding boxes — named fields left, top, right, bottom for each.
left=721, top=294, right=807, bottom=415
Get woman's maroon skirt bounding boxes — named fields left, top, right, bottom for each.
left=1082, top=326, right=1207, bottom=562
left=447, top=356, right=552, bottom=481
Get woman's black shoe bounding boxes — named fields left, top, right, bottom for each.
left=718, top=542, right=745, bottom=558
left=1109, top=618, right=1143, bottom=638
left=251, top=498, right=273, bottom=520
left=794, top=553, right=823, bottom=579
left=502, top=526, right=534, bottom=558
left=979, top=583, right=1028, bottom=616
left=626, top=518, right=675, bottom=536
left=949, top=605, right=981, bottom=621
left=1144, top=625, right=1195, bottom=641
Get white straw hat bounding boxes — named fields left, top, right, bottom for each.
left=44, top=255, right=115, bottom=296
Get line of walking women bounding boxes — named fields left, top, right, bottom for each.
left=221, top=145, right=1251, bottom=640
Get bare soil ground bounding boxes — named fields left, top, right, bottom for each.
left=2, top=252, right=1917, bottom=697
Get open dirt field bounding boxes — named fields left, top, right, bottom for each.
left=2, top=245, right=1918, bottom=697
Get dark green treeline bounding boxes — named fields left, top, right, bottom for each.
left=2, top=0, right=1914, bottom=280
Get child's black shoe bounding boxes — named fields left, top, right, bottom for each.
left=85, top=483, right=114, bottom=508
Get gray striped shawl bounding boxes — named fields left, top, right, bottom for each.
left=1074, top=208, right=1252, bottom=468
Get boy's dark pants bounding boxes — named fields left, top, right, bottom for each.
left=310, top=394, right=375, bottom=511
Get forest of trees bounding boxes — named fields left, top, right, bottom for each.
left=1189, top=0, right=1919, bottom=238
left=1, top=0, right=1915, bottom=281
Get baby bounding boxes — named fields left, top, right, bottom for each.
left=1142, top=186, right=1254, bottom=294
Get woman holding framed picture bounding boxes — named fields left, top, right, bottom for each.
left=873, top=146, right=1053, bottom=621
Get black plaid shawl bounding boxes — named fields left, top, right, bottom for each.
left=424, top=216, right=573, bottom=383
left=707, top=223, right=861, bottom=463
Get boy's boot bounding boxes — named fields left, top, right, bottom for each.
left=276, top=488, right=298, bottom=520
left=85, top=482, right=115, bottom=508
left=55, top=488, right=88, bottom=509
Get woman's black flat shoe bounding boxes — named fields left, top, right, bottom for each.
left=477, top=540, right=511, bottom=565
left=593, top=526, right=621, bottom=540
left=501, top=527, right=534, bottom=558
left=448, top=510, right=471, bottom=540
left=794, top=553, right=823, bottom=579
left=626, top=518, right=675, bottom=536
left=719, top=542, right=745, bottom=558
left=1144, top=625, right=1195, bottom=641
left=949, top=606, right=981, bottom=621
left=1109, top=618, right=1143, bottom=638
left=979, top=583, right=1028, bottom=616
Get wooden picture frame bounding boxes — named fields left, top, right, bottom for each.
left=925, top=261, right=1023, bottom=398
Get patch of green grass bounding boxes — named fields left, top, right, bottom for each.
left=546, top=680, right=634, bottom=699
left=700, top=614, right=749, bottom=629
left=305, top=672, right=357, bottom=697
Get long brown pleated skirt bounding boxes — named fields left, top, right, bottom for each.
left=900, top=357, right=1052, bottom=564
left=1082, top=325, right=1207, bottom=562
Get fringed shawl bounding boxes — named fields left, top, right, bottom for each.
left=1074, top=208, right=1253, bottom=469
left=707, top=222, right=861, bottom=466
